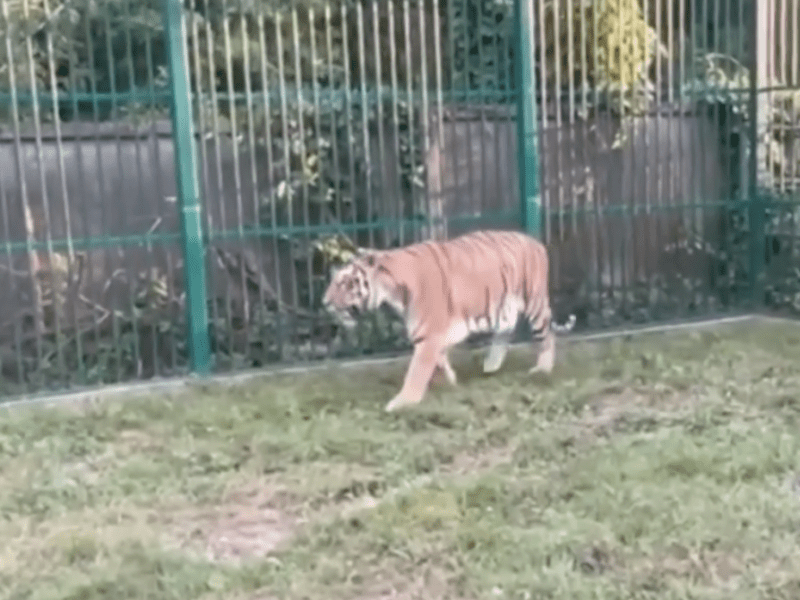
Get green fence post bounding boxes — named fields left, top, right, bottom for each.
left=163, top=0, right=211, bottom=374
left=514, top=0, right=541, bottom=237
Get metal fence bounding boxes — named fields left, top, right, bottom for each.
left=0, top=0, right=797, bottom=398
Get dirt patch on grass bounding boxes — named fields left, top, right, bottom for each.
left=163, top=483, right=297, bottom=564
left=626, top=547, right=748, bottom=588
left=576, top=383, right=695, bottom=441
left=352, top=560, right=474, bottom=600
left=449, top=443, right=515, bottom=474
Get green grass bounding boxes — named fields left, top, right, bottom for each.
left=1, top=318, right=800, bottom=600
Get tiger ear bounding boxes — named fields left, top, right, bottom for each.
left=355, top=247, right=377, bottom=267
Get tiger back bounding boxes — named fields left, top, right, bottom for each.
left=322, top=229, right=575, bottom=412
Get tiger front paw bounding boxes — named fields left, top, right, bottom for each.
left=384, top=394, right=419, bottom=412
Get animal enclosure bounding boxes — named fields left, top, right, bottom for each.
left=0, top=0, right=798, bottom=397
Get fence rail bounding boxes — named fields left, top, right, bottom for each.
left=0, top=0, right=798, bottom=399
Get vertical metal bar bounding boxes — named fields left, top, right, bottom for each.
left=667, top=0, right=674, bottom=111
left=645, top=0, right=673, bottom=318
left=66, top=6, right=94, bottom=384
left=793, top=0, right=799, bottom=187
left=655, top=0, right=667, bottom=317
left=122, top=0, right=153, bottom=372
left=460, top=0, right=476, bottom=222
left=749, top=0, right=768, bottom=305
left=475, top=0, right=489, bottom=225
left=189, top=0, right=213, bottom=371
left=42, top=0, right=82, bottom=385
left=689, top=0, right=708, bottom=312
left=793, top=0, right=799, bottom=86
left=558, top=0, right=576, bottom=310
left=565, top=0, right=577, bottom=238
left=325, top=2, right=343, bottom=230
left=203, top=0, right=233, bottom=367
left=309, top=5, right=326, bottom=352
left=496, top=0, right=512, bottom=216
left=84, top=1, right=114, bottom=381
left=148, top=0, right=178, bottom=373
left=445, top=0, right=461, bottom=235
left=387, top=0, right=405, bottom=245
left=417, top=0, right=433, bottom=239
left=103, top=6, right=142, bottom=380
left=552, top=0, right=563, bottom=247
left=0, top=163, right=24, bottom=389
left=222, top=0, right=251, bottom=363
left=163, top=0, right=212, bottom=374
left=593, top=0, right=614, bottom=321
left=718, top=0, right=732, bottom=313
left=631, top=0, right=648, bottom=310
left=631, top=1, right=642, bottom=310
left=778, top=0, right=787, bottom=193
left=737, top=0, right=746, bottom=198
left=325, top=3, right=343, bottom=231
left=493, top=0, right=509, bottom=216
left=579, top=0, right=600, bottom=318
left=616, top=0, right=630, bottom=320
left=249, top=4, right=273, bottom=356
left=310, top=5, right=326, bottom=220
left=371, top=2, right=388, bottom=245
left=763, top=0, right=775, bottom=186
left=514, top=0, right=541, bottom=237
left=23, top=0, right=65, bottom=384
left=537, top=0, right=548, bottom=243
left=675, top=0, right=688, bottom=315
left=137, top=0, right=163, bottom=375
left=2, top=0, right=44, bottom=387
left=290, top=0, right=314, bottom=320
left=402, top=0, right=419, bottom=240
left=356, top=1, right=375, bottom=248
left=666, top=0, right=677, bottom=318
left=341, top=3, right=359, bottom=246
left=276, top=10, right=301, bottom=356
left=431, top=0, right=446, bottom=236
left=357, top=0, right=380, bottom=347
left=257, top=0, right=285, bottom=360
left=791, top=0, right=799, bottom=260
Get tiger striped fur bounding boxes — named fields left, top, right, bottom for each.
left=322, top=229, right=576, bottom=412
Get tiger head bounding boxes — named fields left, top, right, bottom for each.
left=322, top=252, right=379, bottom=329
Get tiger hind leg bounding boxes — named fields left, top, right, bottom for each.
left=437, top=351, right=458, bottom=386
left=527, top=305, right=556, bottom=375
left=530, top=328, right=555, bottom=374
left=385, top=339, right=442, bottom=412
left=483, top=329, right=513, bottom=374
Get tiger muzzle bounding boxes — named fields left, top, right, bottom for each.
left=322, top=299, right=359, bottom=327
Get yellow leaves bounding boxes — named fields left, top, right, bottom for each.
left=313, top=234, right=359, bottom=266
left=1, top=0, right=47, bottom=20
left=542, top=0, right=664, bottom=91
left=595, top=0, right=654, bottom=88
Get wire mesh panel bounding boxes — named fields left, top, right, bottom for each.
left=536, top=0, right=757, bottom=330
left=0, top=0, right=189, bottom=397
left=184, top=0, right=522, bottom=371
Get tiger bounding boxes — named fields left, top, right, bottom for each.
left=322, top=229, right=576, bottom=412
